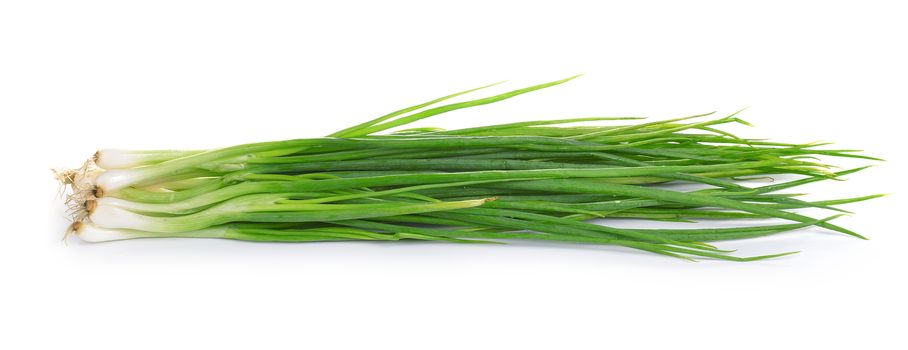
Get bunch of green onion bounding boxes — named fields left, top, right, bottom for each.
left=57, top=76, right=881, bottom=261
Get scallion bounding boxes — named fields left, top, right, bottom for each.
left=57, top=77, right=881, bottom=262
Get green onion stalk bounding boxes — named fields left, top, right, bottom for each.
left=56, top=76, right=882, bottom=262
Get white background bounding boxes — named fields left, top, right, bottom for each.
left=1, top=1, right=906, bottom=349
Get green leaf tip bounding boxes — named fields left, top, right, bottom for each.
left=744, top=251, right=800, bottom=261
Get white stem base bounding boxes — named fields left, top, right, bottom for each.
left=74, top=222, right=227, bottom=242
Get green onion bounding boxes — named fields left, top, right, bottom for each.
left=57, top=77, right=880, bottom=262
